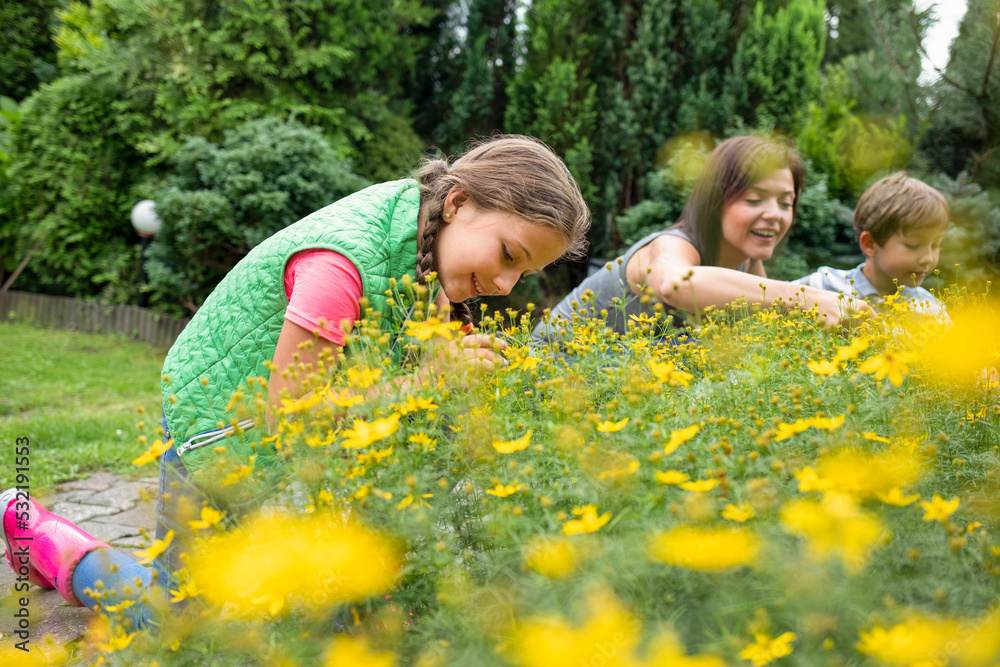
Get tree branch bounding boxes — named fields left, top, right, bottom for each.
left=908, top=8, right=979, bottom=96
left=864, top=0, right=923, bottom=124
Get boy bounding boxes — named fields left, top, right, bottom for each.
left=794, top=172, right=949, bottom=316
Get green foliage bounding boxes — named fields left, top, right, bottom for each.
left=145, top=117, right=370, bottom=312
left=932, top=171, right=1000, bottom=289
left=729, top=0, right=826, bottom=132
left=924, top=0, right=1000, bottom=188
left=796, top=66, right=914, bottom=200
left=4, top=74, right=144, bottom=298
left=53, top=0, right=432, bottom=180
left=427, top=0, right=518, bottom=153
left=0, top=0, right=61, bottom=102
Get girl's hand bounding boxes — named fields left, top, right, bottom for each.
left=426, top=332, right=508, bottom=373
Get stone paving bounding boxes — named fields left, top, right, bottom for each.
left=0, top=472, right=158, bottom=661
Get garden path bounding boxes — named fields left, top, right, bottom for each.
left=1, top=471, right=158, bottom=662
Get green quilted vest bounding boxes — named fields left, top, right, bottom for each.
left=161, top=179, right=421, bottom=494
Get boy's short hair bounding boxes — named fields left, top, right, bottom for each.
left=854, top=172, right=949, bottom=244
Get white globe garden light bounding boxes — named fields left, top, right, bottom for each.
left=130, top=199, right=162, bottom=238
left=131, top=200, right=162, bottom=307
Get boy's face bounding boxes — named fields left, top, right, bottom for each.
left=860, top=226, right=945, bottom=296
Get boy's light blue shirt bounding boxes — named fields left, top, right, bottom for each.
left=793, top=262, right=946, bottom=317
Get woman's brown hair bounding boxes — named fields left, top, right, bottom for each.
left=674, top=135, right=805, bottom=267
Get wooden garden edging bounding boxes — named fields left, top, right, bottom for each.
left=0, top=290, right=189, bottom=347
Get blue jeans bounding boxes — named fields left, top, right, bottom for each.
left=72, top=421, right=206, bottom=630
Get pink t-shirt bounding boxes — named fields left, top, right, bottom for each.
left=283, top=249, right=363, bottom=346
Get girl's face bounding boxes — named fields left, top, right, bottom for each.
left=434, top=193, right=567, bottom=303
left=717, top=168, right=795, bottom=269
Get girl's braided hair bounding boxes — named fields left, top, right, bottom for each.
left=415, top=135, right=591, bottom=326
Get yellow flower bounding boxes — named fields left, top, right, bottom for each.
left=833, top=337, right=869, bottom=364
left=222, top=455, right=257, bottom=486
left=408, top=432, right=437, bottom=451
left=722, top=502, right=756, bottom=522
left=188, top=506, right=226, bottom=530
left=329, top=389, right=364, bottom=407
left=323, top=636, right=397, bottom=667
left=405, top=317, right=462, bottom=341
left=493, top=430, right=533, bottom=453
left=739, top=632, right=797, bottom=667
left=861, top=432, right=890, bottom=443
left=134, top=530, right=174, bottom=565
left=857, top=610, right=1000, bottom=667
left=876, top=488, right=920, bottom=507
left=169, top=579, right=202, bottom=604
left=796, top=446, right=925, bottom=500
left=279, top=391, right=325, bottom=414
left=507, top=589, right=639, bottom=667
left=967, top=521, right=983, bottom=534
left=190, top=512, right=399, bottom=617
left=664, top=424, right=700, bottom=454
left=597, top=418, right=629, bottom=433
left=859, top=350, right=915, bottom=386
left=649, top=526, right=760, bottom=571
left=680, top=479, right=718, bottom=493
left=341, top=414, right=400, bottom=449
left=523, top=537, right=579, bottom=579
left=485, top=483, right=520, bottom=498
left=346, top=365, right=382, bottom=388
left=774, top=415, right=845, bottom=442
left=920, top=494, right=959, bottom=523
left=395, top=395, right=438, bottom=415
left=781, top=493, right=885, bottom=574
left=808, top=359, right=840, bottom=375
left=655, top=470, right=690, bottom=485
left=635, top=631, right=726, bottom=667
left=397, top=493, right=433, bottom=510
left=648, top=359, right=694, bottom=387
left=132, top=438, right=174, bottom=467
left=562, top=504, right=611, bottom=535
left=595, top=457, right=640, bottom=481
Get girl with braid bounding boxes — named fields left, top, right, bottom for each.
left=1, top=135, right=590, bottom=630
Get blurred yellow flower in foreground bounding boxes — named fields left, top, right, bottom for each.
left=134, top=530, right=173, bottom=565
left=507, top=589, right=639, bottom=667
left=876, top=488, right=920, bottom=507
left=323, top=636, right=396, bottom=667
left=795, top=445, right=925, bottom=500
left=655, top=470, right=690, bottom=485
left=915, top=306, right=1000, bottom=386
left=634, top=631, right=726, bottom=667
left=346, top=365, right=382, bottom=388
left=857, top=609, right=1000, bottom=667
left=341, top=414, right=400, bottom=449
left=664, top=424, right=700, bottom=454
left=562, top=504, right=612, bottom=535
left=132, top=438, right=173, bottom=467
left=781, top=493, right=885, bottom=574
left=524, top=537, right=579, bottom=578
left=597, top=418, right=630, bottom=433
left=405, top=317, right=462, bottom=341
left=649, top=526, right=760, bottom=570
left=739, top=631, right=797, bottom=667
left=190, top=512, right=399, bottom=617
left=773, top=415, right=844, bottom=442
left=859, top=351, right=915, bottom=386
left=648, top=359, right=694, bottom=387
left=722, top=502, right=756, bottom=522
left=485, top=483, right=520, bottom=498
left=920, top=494, right=959, bottom=523
left=808, top=359, right=840, bottom=376
left=493, top=430, right=533, bottom=453
left=833, top=338, right=869, bottom=364
left=680, top=479, right=719, bottom=493
left=188, top=506, right=225, bottom=530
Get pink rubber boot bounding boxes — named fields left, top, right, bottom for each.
left=1, top=489, right=109, bottom=606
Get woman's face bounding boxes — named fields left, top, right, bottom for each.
left=716, top=167, right=795, bottom=269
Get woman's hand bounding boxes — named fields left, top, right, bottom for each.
left=792, top=288, right=871, bottom=328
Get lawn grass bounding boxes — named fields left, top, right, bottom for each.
left=0, top=321, right=166, bottom=493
